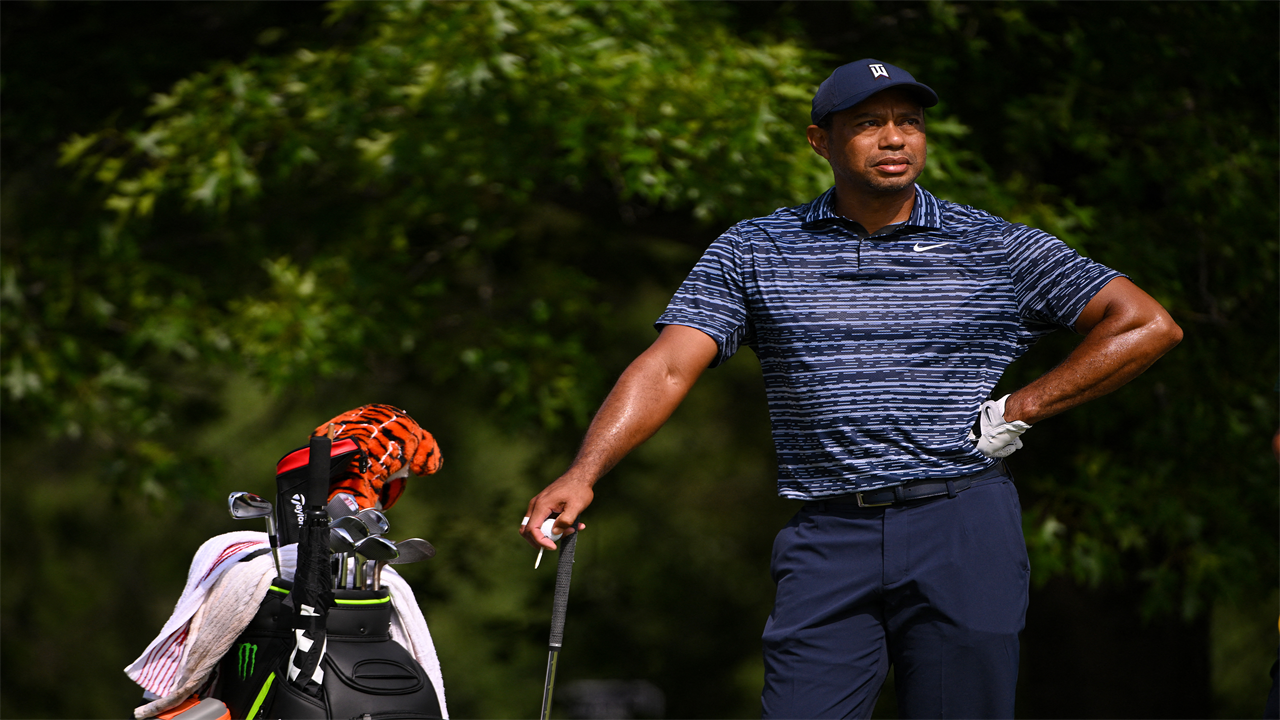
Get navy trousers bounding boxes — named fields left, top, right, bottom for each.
left=1265, top=649, right=1278, bottom=719
left=761, top=469, right=1029, bottom=719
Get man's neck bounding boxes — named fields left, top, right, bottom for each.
left=833, top=184, right=916, bottom=235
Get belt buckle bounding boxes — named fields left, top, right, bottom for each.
left=855, top=492, right=893, bottom=508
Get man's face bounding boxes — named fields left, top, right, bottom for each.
left=806, top=88, right=927, bottom=196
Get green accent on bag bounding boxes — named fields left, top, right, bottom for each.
left=335, top=596, right=391, bottom=605
left=246, top=672, right=275, bottom=719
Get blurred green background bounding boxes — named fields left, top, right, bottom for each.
left=2, top=2, right=1276, bottom=717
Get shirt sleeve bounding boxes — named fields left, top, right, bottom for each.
left=1002, top=223, right=1126, bottom=330
left=654, top=226, right=753, bottom=367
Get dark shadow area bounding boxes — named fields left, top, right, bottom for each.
left=1020, top=577, right=1212, bottom=718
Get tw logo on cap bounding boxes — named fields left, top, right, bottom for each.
left=869, top=64, right=889, bottom=79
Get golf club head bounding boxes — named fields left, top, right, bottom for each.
left=228, top=491, right=273, bottom=520
left=353, top=535, right=399, bottom=562
left=390, top=538, right=436, bottom=564
left=330, top=527, right=356, bottom=553
left=355, top=508, right=390, bottom=536
left=327, top=492, right=360, bottom=521
left=330, top=514, right=371, bottom=541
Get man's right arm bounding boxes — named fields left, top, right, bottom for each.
left=518, top=324, right=720, bottom=550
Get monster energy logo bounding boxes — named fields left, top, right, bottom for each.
left=237, top=642, right=258, bottom=680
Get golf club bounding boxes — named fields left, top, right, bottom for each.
left=355, top=508, right=390, bottom=536
left=372, top=538, right=437, bottom=590
left=330, top=527, right=356, bottom=589
left=326, top=492, right=359, bottom=520
left=228, top=491, right=282, bottom=577
left=331, top=514, right=371, bottom=542
left=353, top=535, right=398, bottom=590
left=540, top=528, right=580, bottom=720
left=391, top=538, right=436, bottom=563
left=333, top=553, right=346, bottom=589
left=330, top=527, right=356, bottom=553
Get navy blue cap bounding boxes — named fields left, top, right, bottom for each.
left=811, top=59, right=938, bottom=125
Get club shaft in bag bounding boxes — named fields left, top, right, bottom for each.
left=540, top=530, right=578, bottom=720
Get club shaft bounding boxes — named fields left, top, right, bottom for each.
left=539, top=648, right=560, bottom=720
left=264, top=514, right=282, bottom=578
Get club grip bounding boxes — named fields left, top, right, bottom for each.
left=547, top=530, right=578, bottom=650
left=307, top=434, right=331, bottom=510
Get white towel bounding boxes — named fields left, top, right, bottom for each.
left=125, top=531, right=267, bottom=699
left=382, top=565, right=445, bottom=704
left=125, top=532, right=448, bottom=718
left=133, top=551, right=277, bottom=718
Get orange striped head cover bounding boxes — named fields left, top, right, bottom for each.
left=312, top=403, right=443, bottom=511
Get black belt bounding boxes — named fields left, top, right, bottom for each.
left=807, top=463, right=1009, bottom=510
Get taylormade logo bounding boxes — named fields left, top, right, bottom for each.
left=291, top=493, right=306, bottom=526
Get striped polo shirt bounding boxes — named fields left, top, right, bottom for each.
left=656, top=184, right=1123, bottom=499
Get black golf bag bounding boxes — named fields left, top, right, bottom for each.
left=212, top=435, right=441, bottom=720
left=212, top=578, right=442, bottom=720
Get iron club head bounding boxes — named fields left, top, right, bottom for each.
left=228, top=491, right=273, bottom=520
left=228, top=491, right=283, bottom=578
left=390, top=538, right=436, bottom=564
left=327, top=492, right=359, bottom=520
left=330, top=527, right=356, bottom=553
left=353, top=535, right=399, bottom=562
left=375, top=538, right=436, bottom=591
left=354, top=508, right=390, bottom=536
left=353, top=535, right=396, bottom=590
left=330, top=514, right=371, bottom=541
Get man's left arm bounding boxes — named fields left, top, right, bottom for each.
left=1002, top=277, right=1183, bottom=425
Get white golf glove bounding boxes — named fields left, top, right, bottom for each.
left=968, top=394, right=1032, bottom=458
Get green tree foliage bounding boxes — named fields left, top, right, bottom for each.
left=8, top=1, right=830, bottom=482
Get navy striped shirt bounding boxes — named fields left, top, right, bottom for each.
left=656, top=184, right=1123, bottom=499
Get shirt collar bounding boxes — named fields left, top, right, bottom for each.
left=801, top=184, right=943, bottom=232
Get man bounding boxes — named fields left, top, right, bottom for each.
left=519, top=59, right=1182, bottom=718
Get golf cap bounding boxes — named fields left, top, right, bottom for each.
left=811, top=59, right=938, bottom=125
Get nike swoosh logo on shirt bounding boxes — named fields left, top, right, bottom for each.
left=913, top=242, right=953, bottom=252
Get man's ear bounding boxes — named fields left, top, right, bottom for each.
left=806, top=124, right=831, bottom=160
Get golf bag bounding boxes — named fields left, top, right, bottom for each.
left=214, top=435, right=441, bottom=719
left=212, top=578, right=442, bottom=720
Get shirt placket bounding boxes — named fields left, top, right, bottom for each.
left=862, top=226, right=903, bottom=275
left=838, top=220, right=866, bottom=272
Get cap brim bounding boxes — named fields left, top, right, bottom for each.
left=817, top=81, right=939, bottom=124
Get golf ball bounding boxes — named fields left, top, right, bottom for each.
left=540, top=518, right=563, bottom=541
